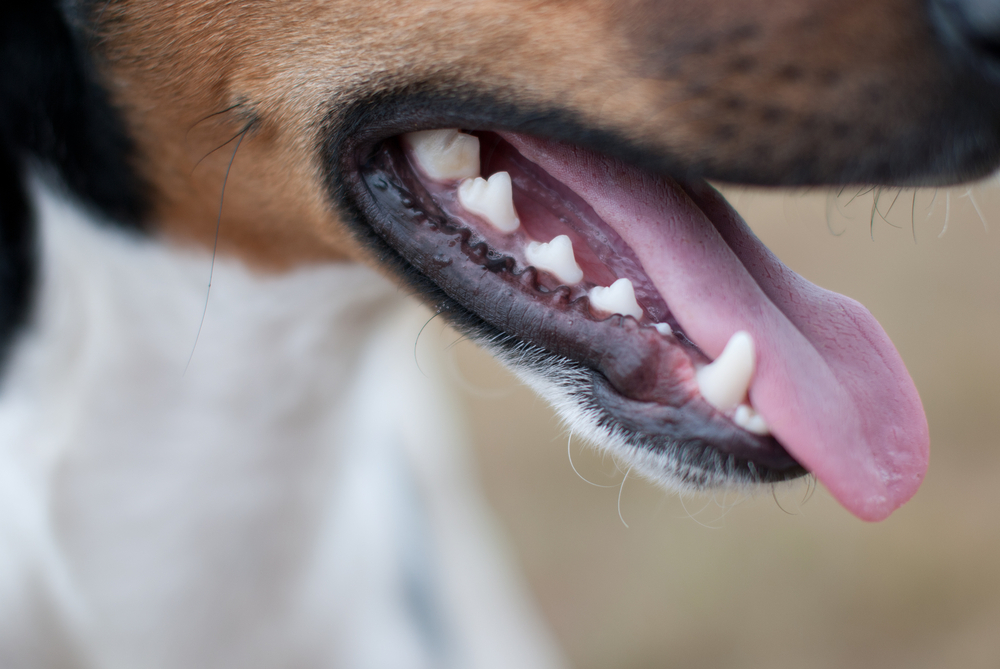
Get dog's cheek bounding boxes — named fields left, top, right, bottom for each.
left=82, top=2, right=371, bottom=268
left=125, top=101, right=364, bottom=268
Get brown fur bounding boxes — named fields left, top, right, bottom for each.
left=85, top=0, right=954, bottom=269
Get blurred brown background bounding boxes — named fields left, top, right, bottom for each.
left=449, top=183, right=1000, bottom=669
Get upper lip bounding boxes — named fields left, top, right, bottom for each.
left=328, top=100, right=930, bottom=521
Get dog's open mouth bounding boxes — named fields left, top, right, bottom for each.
left=340, top=123, right=929, bottom=522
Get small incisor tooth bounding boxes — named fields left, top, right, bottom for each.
left=734, top=404, right=770, bottom=436
left=458, top=172, right=520, bottom=232
left=525, top=235, right=583, bottom=285
left=696, top=330, right=755, bottom=413
left=403, top=129, right=480, bottom=180
left=588, top=278, right=643, bottom=320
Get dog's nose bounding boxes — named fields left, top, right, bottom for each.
left=931, top=0, right=1000, bottom=77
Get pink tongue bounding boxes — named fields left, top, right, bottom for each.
left=503, top=133, right=929, bottom=521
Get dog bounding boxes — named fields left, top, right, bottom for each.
left=1, top=1, right=998, bottom=667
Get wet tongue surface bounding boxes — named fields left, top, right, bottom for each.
left=502, top=133, right=929, bottom=521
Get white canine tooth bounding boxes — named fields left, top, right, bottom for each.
left=734, top=404, right=770, bottom=436
left=525, top=235, right=584, bottom=285
left=458, top=172, right=520, bottom=232
left=654, top=323, right=672, bottom=336
left=403, top=129, right=480, bottom=180
left=696, top=330, right=755, bottom=413
left=588, top=278, right=643, bottom=320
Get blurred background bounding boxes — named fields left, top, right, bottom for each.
left=438, top=183, right=1000, bottom=669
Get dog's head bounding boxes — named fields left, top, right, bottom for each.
left=6, top=0, right=1000, bottom=520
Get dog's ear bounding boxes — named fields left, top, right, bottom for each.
left=0, top=3, right=147, bottom=225
left=0, top=2, right=147, bottom=368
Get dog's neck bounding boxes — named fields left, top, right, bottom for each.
left=0, top=178, right=563, bottom=668
left=0, top=177, right=402, bottom=663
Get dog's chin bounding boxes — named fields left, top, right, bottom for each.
left=328, top=100, right=929, bottom=520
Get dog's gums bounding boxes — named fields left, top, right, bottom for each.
left=352, top=128, right=929, bottom=522
left=408, top=131, right=763, bottom=430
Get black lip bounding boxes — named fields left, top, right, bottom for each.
left=323, top=96, right=807, bottom=486
left=324, top=86, right=1000, bottom=195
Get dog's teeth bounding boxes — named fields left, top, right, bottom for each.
left=734, top=404, right=770, bottom=436
left=524, top=235, right=583, bottom=285
left=696, top=330, right=755, bottom=413
left=457, top=172, right=520, bottom=232
left=403, top=129, right=480, bottom=180
left=588, top=278, right=643, bottom=320
left=654, top=323, right=672, bottom=336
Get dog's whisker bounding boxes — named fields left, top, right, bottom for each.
left=872, top=187, right=904, bottom=231
left=190, top=125, right=252, bottom=176
left=802, top=474, right=818, bottom=506
left=677, top=492, right=722, bottom=529
left=925, top=188, right=939, bottom=217
left=443, top=336, right=515, bottom=398
left=870, top=195, right=878, bottom=240
left=824, top=193, right=847, bottom=237
left=938, top=191, right=952, bottom=238
left=965, top=189, right=990, bottom=232
left=183, top=122, right=253, bottom=376
left=185, top=102, right=246, bottom=142
left=617, top=466, right=632, bottom=528
left=771, top=484, right=797, bottom=516
left=412, top=312, right=445, bottom=379
left=843, top=185, right=876, bottom=208
left=883, top=189, right=903, bottom=219
left=567, top=433, right=616, bottom=488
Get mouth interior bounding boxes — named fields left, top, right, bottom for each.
left=423, top=133, right=676, bottom=325
left=352, top=126, right=930, bottom=521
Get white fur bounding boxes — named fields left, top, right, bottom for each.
left=485, top=337, right=766, bottom=493
left=0, top=178, right=566, bottom=669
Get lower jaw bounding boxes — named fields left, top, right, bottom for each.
left=347, top=133, right=806, bottom=485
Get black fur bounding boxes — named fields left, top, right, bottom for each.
left=0, top=144, right=34, bottom=376
left=0, top=2, right=145, bottom=370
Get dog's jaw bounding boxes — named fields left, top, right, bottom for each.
left=332, top=125, right=928, bottom=521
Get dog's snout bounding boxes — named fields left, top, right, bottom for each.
left=932, top=0, right=1000, bottom=75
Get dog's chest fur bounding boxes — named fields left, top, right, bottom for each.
left=0, top=181, right=563, bottom=669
